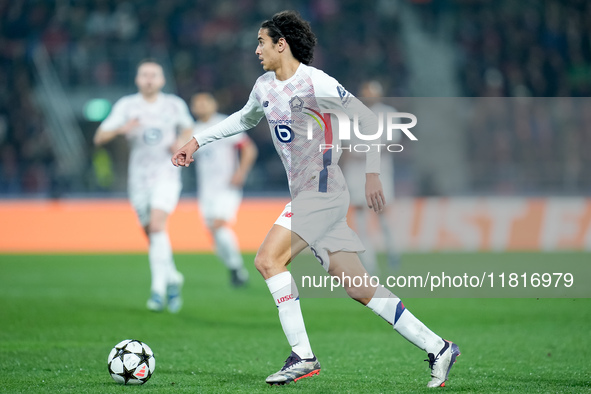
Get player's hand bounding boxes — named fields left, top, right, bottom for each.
left=171, top=137, right=199, bottom=167
left=365, top=173, right=385, bottom=213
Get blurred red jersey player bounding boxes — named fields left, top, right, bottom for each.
left=191, top=92, right=258, bottom=287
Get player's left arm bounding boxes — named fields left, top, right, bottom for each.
left=365, top=173, right=385, bottom=212
left=230, top=135, right=258, bottom=187
left=313, top=71, right=384, bottom=212
left=356, top=103, right=385, bottom=212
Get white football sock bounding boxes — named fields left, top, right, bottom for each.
left=213, top=227, right=244, bottom=271
left=148, top=231, right=173, bottom=297
left=367, top=286, right=444, bottom=354
left=355, top=209, right=378, bottom=275
left=266, top=271, right=314, bottom=359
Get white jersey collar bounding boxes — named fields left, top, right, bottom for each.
left=273, top=62, right=305, bottom=85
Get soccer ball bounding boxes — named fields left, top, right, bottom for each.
left=107, top=339, right=155, bottom=385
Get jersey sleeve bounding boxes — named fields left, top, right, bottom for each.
left=174, top=97, right=194, bottom=130
left=311, top=70, right=380, bottom=174
left=99, top=98, right=128, bottom=132
left=194, top=89, right=264, bottom=147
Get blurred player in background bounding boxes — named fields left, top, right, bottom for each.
left=94, top=59, right=194, bottom=313
left=172, top=11, right=459, bottom=388
left=191, top=92, right=258, bottom=287
left=341, top=80, right=400, bottom=275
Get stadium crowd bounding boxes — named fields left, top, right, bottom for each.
left=451, top=0, right=591, bottom=194
left=0, top=0, right=589, bottom=196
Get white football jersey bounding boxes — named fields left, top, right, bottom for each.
left=100, top=93, right=194, bottom=190
left=193, top=113, right=249, bottom=199
left=194, top=63, right=379, bottom=199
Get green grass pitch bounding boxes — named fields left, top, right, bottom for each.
left=1, top=253, right=590, bottom=393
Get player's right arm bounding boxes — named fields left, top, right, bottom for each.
left=172, top=89, right=264, bottom=167
left=93, top=119, right=139, bottom=146
left=93, top=98, right=137, bottom=146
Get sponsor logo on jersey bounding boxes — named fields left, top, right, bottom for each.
left=274, top=125, right=294, bottom=143
left=336, top=85, right=347, bottom=98
left=143, top=128, right=163, bottom=145
left=268, top=119, right=294, bottom=125
left=283, top=211, right=293, bottom=217
left=337, top=85, right=352, bottom=106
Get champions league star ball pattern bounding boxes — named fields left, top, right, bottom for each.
left=107, top=339, right=155, bottom=385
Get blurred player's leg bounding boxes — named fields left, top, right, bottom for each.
left=201, top=190, right=249, bottom=287
left=210, top=220, right=249, bottom=287
left=147, top=208, right=183, bottom=313
left=354, top=207, right=379, bottom=275
left=131, top=193, right=168, bottom=312
left=146, top=230, right=169, bottom=311
left=354, top=206, right=400, bottom=276
left=255, top=225, right=320, bottom=385
left=377, top=210, right=400, bottom=270
left=328, top=251, right=459, bottom=387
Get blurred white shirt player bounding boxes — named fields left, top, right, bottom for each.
left=191, top=93, right=258, bottom=287
left=341, top=80, right=401, bottom=275
left=94, top=60, right=194, bottom=313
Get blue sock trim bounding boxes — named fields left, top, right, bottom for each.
left=394, top=301, right=405, bottom=325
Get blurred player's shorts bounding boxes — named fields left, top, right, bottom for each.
left=199, top=188, right=243, bottom=225
left=129, top=180, right=182, bottom=226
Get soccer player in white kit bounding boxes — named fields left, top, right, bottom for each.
left=94, top=60, right=194, bottom=313
left=191, top=93, right=258, bottom=287
left=172, top=11, right=459, bottom=388
left=341, top=80, right=400, bottom=275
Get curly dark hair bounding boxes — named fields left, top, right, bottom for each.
left=261, top=10, right=317, bottom=65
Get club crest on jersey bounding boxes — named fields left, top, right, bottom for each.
left=289, top=96, right=304, bottom=112
left=263, top=101, right=269, bottom=107
left=143, top=128, right=163, bottom=145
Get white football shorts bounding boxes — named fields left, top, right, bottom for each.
left=274, top=190, right=365, bottom=272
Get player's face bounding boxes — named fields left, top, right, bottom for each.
left=191, top=94, right=217, bottom=119
left=135, top=63, right=165, bottom=96
left=255, top=28, right=280, bottom=72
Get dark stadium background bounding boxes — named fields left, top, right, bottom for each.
left=2, top=0, right=590, bottom=198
